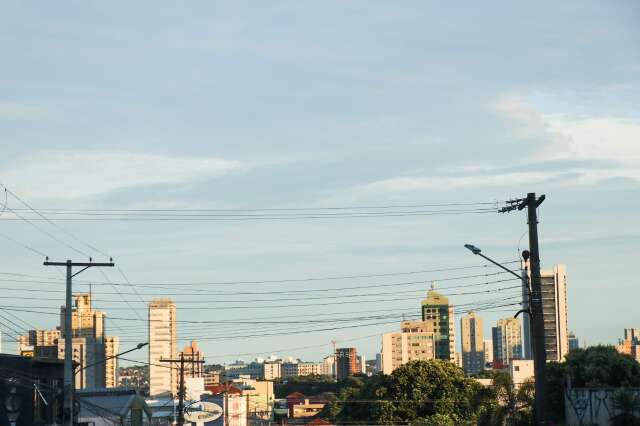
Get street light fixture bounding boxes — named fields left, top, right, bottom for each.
left=464, top=244, right=521, bottom=280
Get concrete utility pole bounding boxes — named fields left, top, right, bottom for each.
left=161, top=353, right=205, bottom=426
left=500, top=192, right=547, bottom=425
left=43, top=258, right=114, bottom=426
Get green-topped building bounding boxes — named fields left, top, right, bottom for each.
left=421, top=285, right=456, bottom=362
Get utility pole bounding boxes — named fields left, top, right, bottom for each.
left=43, top=258, right=114, bottom=426
left=500, top=193, right=547, bottom=425
left=161, top=353, right=205, bottom=426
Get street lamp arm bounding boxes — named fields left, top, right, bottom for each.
left=75, top=342, right=148, bottom=374
left=475, top=252, right=522, bottom=280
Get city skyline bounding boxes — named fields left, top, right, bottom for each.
left=0, top=0, right=637, bottom=368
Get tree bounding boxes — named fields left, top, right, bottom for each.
left=476, top=371, right=534, bottom=426
left=545, top=345, right=640, bottom=423
left=329, top=360, right=482, bottom=425
left=610, top=389, right=640, bottom=426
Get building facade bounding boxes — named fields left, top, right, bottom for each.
left=335, top=348, right=358, bottom=380
left=461, top=312, right=485, bottom=375
left=180, top=340, right=205, bottom=379
left=421, top=288, right=455, bottom=361
left=522, top=262, right=569, bottom=362
left=148, top=298, right=178, bottom=397
left=381, top=320, right=436, bottom=374
left=495, top=318, right=522, bottom=366
left=21, top=294, right=118, bottom=390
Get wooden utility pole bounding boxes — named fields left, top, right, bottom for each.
left=524, top=192, right=547, bottom=425
left=44, top=258, right=114, bottom=426
left=161, top=353, right=205, bottom=426
left=500, top=192, right=547, bottom=425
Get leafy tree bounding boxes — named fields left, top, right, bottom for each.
left=545, top=345, right=640, bottom=423
left=476, top=371, right=533, bottom=426
left=610, top=388, right=640, bottom=426
left=329, top=360, right=482, bottom=425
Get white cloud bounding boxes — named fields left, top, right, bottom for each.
left=2, top=151, right=244, bottom=200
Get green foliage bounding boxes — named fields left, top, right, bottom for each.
left=545, top=345, right=640, bottom=424
left=476, top=370, right=534, bottom=426
left=329, top=360, right=483, bottom=425
left=610, top=388, right=640, bottom=426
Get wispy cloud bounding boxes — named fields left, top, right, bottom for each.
left=2, top=151, right=244, bottom=201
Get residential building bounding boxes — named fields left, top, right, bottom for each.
left=264, top=361, right=282, bottom=380
left=282, top=361, right=299, bottom=378
left=568, top=332, right=580, bottom=352
left=461, top=312, right=484, bottom=375
left=321, top=355, right=335, bottom=377
left=522, top=262, right=569, bottom=362
left=180, top=340, right=205, bottom=378
left=421, top=286, right=456, bottom=361
left=77, top=388, right=151, bottom=425
left=232, top=376, right=275, bottom=420
left=335, top=348, right=358, bottom=380
left=382, top=320, right=436, bottom=374
left=148, top=298, right=178, bottom=397
left=616, top=328, right=640, bottom=362
left=495, top=318, right=522, bottom=366
left=204, top=371, right=221, bottom=387
left=484, top=339, right=494, bottom=366
left=356, top=355, right=366, bottom=374
left=20, top=294, right=119, bottom=389
left=509, top=359, right=534, bottom=387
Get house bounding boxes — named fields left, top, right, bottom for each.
left=76, top=388, right=151, bottom=426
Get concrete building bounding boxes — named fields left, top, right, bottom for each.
left=148, top=298, right=178, bottom=397
left=381, top=320, right=436, bottom=374
left=568, top=331, right=580, bottom=352
left=616, top=328, right=640, bottom=362
left=421, top=287, right=455, bottom=361
left=522, top=262, right=569, bottom=362
left=460, top=312, right=484, bottom=375
left=484, top=339, right=494, bottom=366
left=495, top=318, right=522, bottom=366
left=509, top=359, right=534, bottom=387
left=180, top=340, right=205, bottom=379
left=335, top=348, right=358, bottom=380
left=263, top=361, right=282, bottom=380
left=19, top=294, right=119, bottom=390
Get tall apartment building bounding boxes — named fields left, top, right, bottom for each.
left=335, top=348, right=358, bottom=380
left=484, top=339, right=494, bottom=366
left=180, top=340, right=205, bottom=379
left=616, top=328, right=640, bottom=362
left=382, top=320, right=436, bottom=374
left=21, top=294, right=119, bottom=389
left=568, top=332, right=580, bottom=352
left=494, top=318, right=522, bottom=366
left=149, top=298, right=178, bottom=397
left=522, top=262, right=569, bottom=362
left=460, top=312, right=484, bottom=375
left=421, top=287, right=455, bottom=361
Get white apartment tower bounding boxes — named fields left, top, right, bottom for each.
left=460, top=312, right=485, bottom=375
left=495, top=317, right=522, bottom=365
left=149, top=299, right=178, bottom=397
left=522, top=262, right=568, bottom=362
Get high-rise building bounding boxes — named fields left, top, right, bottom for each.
left=381, top=320, right=436, bottom=374
left=495, top=318, right=522, bottom=366
left=60, top=294, right=118, bottom=389
left=484, top=339, right=494, bottom=366
left=522, top=262, right=569, bottom=362
left=568, top=332, right=580, bottom=352
left=616, top=328, right=640, bottom=362
left=460, top=312, right=484, bottom=375
left=19, top=295, right=118, bottom=390
left=335, top=348, right=358, bottom=380
left=421, top=287, right=455, bottom=361
left=180, top=340, right=205, bottom=379
left=149, top=298, right=178, bottom=397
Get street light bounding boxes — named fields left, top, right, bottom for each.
left=464, top=244, right=521, bottom=280
left=75, top=342, right=148, bottom=375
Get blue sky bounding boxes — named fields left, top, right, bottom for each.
left=0, top=1, right=639, bottom=364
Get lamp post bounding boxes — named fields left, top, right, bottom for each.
left=464, top=243, right=545, bottom=425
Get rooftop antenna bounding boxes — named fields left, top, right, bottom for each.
left=430, top=281, right=436, bottom=291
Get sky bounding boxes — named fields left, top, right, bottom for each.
left=0, top=1, right=639, bottom=366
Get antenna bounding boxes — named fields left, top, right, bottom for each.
left=430, top=281, right=436, bottom=291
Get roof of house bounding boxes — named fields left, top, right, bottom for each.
left=206, top=383, right=243, bottom=395
left=286, top=391, right=305, bottom=398
left=77, top=388, right=150, bottom=419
